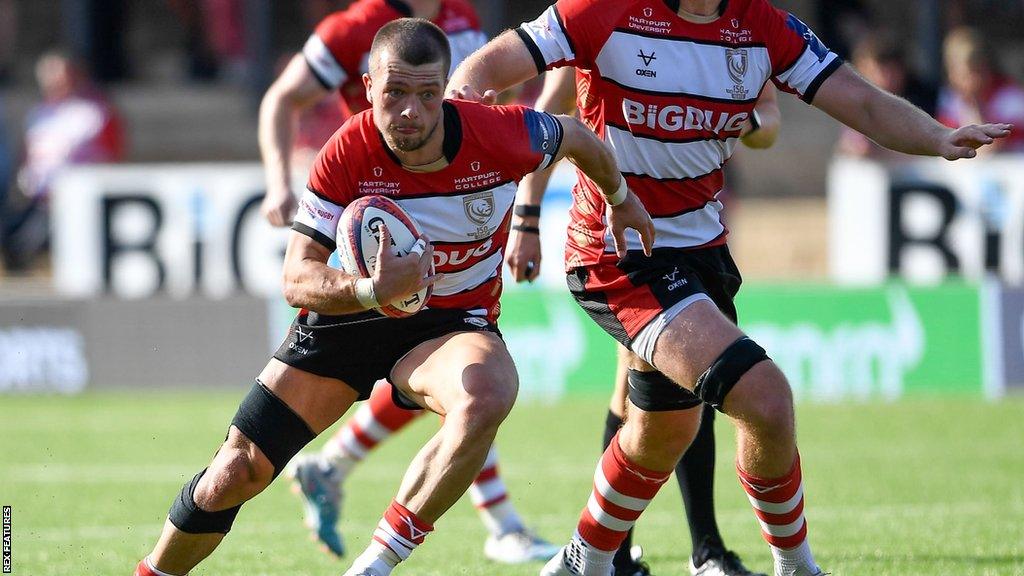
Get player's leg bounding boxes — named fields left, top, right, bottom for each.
left=605, top=346, right=644, bottom=574
left=650, top=300, right=821, bottom=576
left=135, top=359, right=359, bottom=576
left=474, top=445, right=561, bottom=563
left=342, top=330, right=519, bottom=575
left=289, top=380, right=425, bottom=556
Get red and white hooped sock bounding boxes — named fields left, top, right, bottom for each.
left=323, top=381, right=424, bottom=470
left=370, top=500, right=434, bottom=566
left=576, top=432, right=671, bottom=553
left=737, top=454, right=819, bottom=574
left=134, top=557, right=180, bottom=576
left=469, top=445, right=525, bottom=536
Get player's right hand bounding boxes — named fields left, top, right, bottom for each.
left=371, top=226, right=443, bottom=306
left=607, top=191, right=655, bottom=259
left=505, top=228, right=542, bottom=283
left=261, top=186, right=298, bottom=227
left=940, top=123, right=1012, bottom=160
left=446, top=84, right=498, bottom=105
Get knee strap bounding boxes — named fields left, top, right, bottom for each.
left=627, top=369, right=702, bottom=412
left=231, top=381, right=316, bottom=478
left=168, top=468, right=241, bottom=534
left=694, top=336, right=768, bottom=412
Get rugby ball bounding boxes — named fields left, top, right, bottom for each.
left=337, top=195, right=432, bottom=318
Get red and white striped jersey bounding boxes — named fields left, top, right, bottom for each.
left=294, top=100, right=564, bottom=321
left=303, top=0, right=487, bottom=117
left=517, top=0, right=841, bottom=268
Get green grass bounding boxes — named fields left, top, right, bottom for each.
left=1, top=391, right=1022, bottom=575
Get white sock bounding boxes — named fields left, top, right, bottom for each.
left=772, top=540, right=820, bottom=576
left=564, top=530, right=615, bottom=576
left=145, top=557, right=183, bottom=576
left=344, top=541, right=401, bottom=576
left=320, top=441, right=359, bottom=480
left=477, top=499, right=525, bottom=537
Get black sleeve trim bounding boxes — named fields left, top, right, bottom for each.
left=552, top=6, right=576, bottom=59
left=305, top=186, right=340, bottom=206
left=547, top=112, right=565, bottom=164
left=293, top=221, right=337, bottom=252
left=515, top=27, right=547, bottom=75
left=802, top=56, right=844, bottom=104
left=303, top=54, right=336, bottom=91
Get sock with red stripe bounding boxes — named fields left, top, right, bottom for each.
left=469, top=445, right=525, bottom=536
left=322, top=381, right=424, bottom=477
left=348, top=500, right=433, bottom=575
left=568, top=432, right=670, bottom=574
left=737, top=454, right=820, bottom=575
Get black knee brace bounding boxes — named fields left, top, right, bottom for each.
left=231, top=381, right=316, bottom=478
left=693, top=336, right=768, bottom=411
left=627, top=368, right=702, bottom=411
left=168, top=468, right=242, bottom=534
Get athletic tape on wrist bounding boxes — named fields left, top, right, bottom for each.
left=605, top=177, right=628, bottom=206
left=354, top=277, right=379, bottom=309
left=408, top=238, right=426, bottom=257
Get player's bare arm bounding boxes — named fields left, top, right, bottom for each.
left=740, top=82, right=781, bottom=150
left=258, top=54, right=331, bottom=227
left=554, top=115, right=655, bottom=258
left=447, top=29, right=538, bottom=101
left=282, top=227, right=438, bottom=315
left=813, top=63, right=1012, bottom=160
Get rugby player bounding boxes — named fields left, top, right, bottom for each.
left=134, top=18, right=654, bottom=576
left=508, top=65, right=781, bottom=576
left=258, top=0, right=556, bottom=562
left=448, top=1, right=1012, bottom=575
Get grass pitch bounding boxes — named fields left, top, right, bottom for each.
left=1, top=391, right=1022, bottom=575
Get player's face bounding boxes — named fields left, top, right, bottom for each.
left=365, top=52, right=446, bottom=153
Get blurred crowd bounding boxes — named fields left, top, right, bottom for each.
left=1, top=0, right=1023, bottom=275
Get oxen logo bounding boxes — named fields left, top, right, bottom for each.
left=463, top=190, right=495, bottom=239
left=725, top=48, right=749, bottom=100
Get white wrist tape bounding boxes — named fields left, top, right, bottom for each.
left=354, top=277, right=379, bottom=309
left=605, top=177, right=628, bottom=206
left=408, top=238, right=426, bottom=257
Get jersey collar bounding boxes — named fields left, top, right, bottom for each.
left=662, top=0, right=729, bottom=17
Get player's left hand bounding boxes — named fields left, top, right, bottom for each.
left=941, top=123, right=1012, bottom=160
left=607, top=191, right=655, bottom=258
left=446, top=84, right=498, bottom=104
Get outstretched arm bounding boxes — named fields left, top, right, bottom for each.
left=812, top=64, right=1011, bottom=159
left=258, top=53, right=331, bottom=227
left=447, top=30, right=541, bottom=102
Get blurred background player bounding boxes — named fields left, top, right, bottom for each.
left=449, top=0, right=1011, bottom=575
left=257, top=0, right=557, bottom=563
left=3, top=51, right=124, bottom=274
left=835, top=30, right=939, bottom=161
left=508, top=66, right=782, bottom=576
left=936, top=26, right=1024, bottom=154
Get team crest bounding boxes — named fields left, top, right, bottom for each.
left=471, top=160, right=481, bottom=172
left=463, top=190, right=495, bottom=239
left=373, top=166, right=383, bottom=177
left=643, top=6, right=653, bottom=17
left=731, top=18, right=740, bottom=29
left=725, top=48, right=749, bottom=100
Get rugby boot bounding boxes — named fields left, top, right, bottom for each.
left=288, top=453, right=345, bottom=556
left=484, top=527, right=560, bottom=563
left=540, top=542, right=614, bottom=576
left=689, top=545, right=767, bottom=576
left=614, top=545, right=653, bottom=576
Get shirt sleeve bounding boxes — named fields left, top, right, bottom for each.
left=296, top=134, right=352, bottom=250
left=766, top=7, right=843, bottom=104
left=516, top=0, right=603, bottom=74
left=491, top=105, right=565, bottom=178
left=303, top=11, right=358, bottom=90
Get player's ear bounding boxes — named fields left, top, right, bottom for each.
left=363, top=73, right=373, bottom=103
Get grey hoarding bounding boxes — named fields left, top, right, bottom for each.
left=0, top=297, right=270, bottom=392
